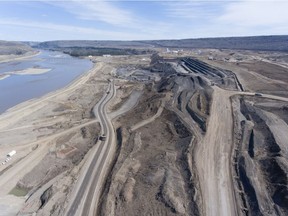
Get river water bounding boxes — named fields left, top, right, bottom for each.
left=0, top=50, right=93, bottom=113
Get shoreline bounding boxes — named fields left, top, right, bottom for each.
left=0, top=61, right=99, bottom=126
left=0, top=52, right=94, bottom=117
left=0, top=51, right=40, bottom=64
left=0, top=55, right=111, bottom=215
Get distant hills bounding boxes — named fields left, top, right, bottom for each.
left=32, top=40, right=150, bottom=49
left=147, top=35, right=288, bottom=52
left=0, top=40, right=33, bottom=55
left=32, top=35, right=288, bottom=52
left=2, top=35, right=287, bottom=57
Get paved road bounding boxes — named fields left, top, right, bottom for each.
left=66, top=80, right=116, bottom=216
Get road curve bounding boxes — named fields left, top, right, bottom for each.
left=66, top=80, right=116, bottom=216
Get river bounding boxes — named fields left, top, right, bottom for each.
left=0, top=50, right=93, bottom=113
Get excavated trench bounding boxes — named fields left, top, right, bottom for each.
left=238, top=155, right=261, bottom=215
left=234, top=98, right=288, bottom=215
left=186, top=103, right=207, bottom=132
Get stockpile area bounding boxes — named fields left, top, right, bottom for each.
left=182, top=57, right=241, bottom=91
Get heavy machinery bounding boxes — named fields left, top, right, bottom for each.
left=99, top=135, right=106, bottom=141
left=7, top=150, right=16, bottom=157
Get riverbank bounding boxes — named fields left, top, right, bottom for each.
left=0, top=49, right=93, bottom=114
left=0, top=51, right=40, bottom=63
left=0, top=60, right=110, bottom=214
left=0, top=54, right=149, bottom=215
left=0, top=61, right=98, bottom=125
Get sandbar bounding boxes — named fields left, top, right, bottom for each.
left=0, top=74, right=10, bottom=80
left=0, top=68, right=52, bottom=81
left=8, top=68, right=51, bottom=75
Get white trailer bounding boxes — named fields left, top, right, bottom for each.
left=7, top=150, right=16, bottom=157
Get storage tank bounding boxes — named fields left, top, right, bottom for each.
left=7, top=150, right=16, bottom=157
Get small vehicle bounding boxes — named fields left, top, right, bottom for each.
left=99, top=135, right=107, bottom=141
left=255, top=93, right=262, bottom=97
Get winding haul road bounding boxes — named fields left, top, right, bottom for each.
left=66, top=80, right=116, bottom=216
left=63, top=68, right=288, bottom=216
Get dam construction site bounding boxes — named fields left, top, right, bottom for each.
left=0, top=45, right=288, bottom=216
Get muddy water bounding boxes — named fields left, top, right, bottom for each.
left=0, top=50, right=93, bottom=113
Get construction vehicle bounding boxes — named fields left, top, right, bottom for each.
left=7, top=150, right=16, bottom=157
left=99, top=135, right=107, bottom=141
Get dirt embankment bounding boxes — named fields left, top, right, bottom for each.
left=199, top=52, right=288, bottom=97
left=0, top=60, right=116, bottom=215
left=16, top=55, right=153, bottom=216
left=18, top=123, right=101, bottom=215
left=99, top=51, right=288, bottom=216
left=4, top=49, right=288, bottom=216
left=231, top=96, right=288, bottom=216
left=98, top=93, right=199, bottom=215
left=97, top=56, right=219, bottom=215
left=35, top=51, right=288, bottom=216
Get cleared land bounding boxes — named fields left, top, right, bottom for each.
left=0, top=45, right=288, bottom=216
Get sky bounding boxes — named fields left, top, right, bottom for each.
left=0, top=0, right=288, bottom=41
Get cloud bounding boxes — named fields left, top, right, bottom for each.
left=1, top=0, right=287, bottom=41
left=46, top=0, right=134, bottom=26
left=162, top=0, right=288, bottom=37
left=0, top=18, right=105, bottom=34
left=47, top=0, right=177, bottom=38
left=218, top=0, right=288, bottom=27
left=163, top=1, right=225, bottom=20
left=0, top=18, right=146, bottom=40
left=0, top=17, right=177, bottom=41
left=43, top=0, right=173, bottom=36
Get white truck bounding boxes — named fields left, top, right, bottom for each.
left=7, top=150, right=16, bottom=157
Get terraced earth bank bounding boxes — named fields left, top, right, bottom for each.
left=97, top=52, right=288, bottom=216
left=232, top=96, right=288, bottom=215
left=2, top=48, right=288, bottom=216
